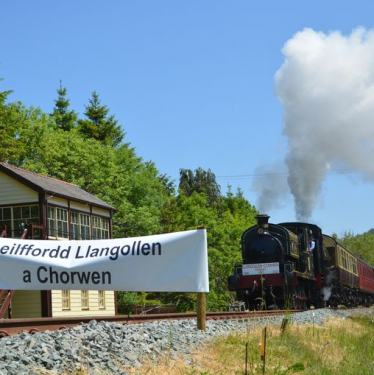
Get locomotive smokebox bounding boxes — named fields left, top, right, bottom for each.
left=256, top=214, right=270, bottom=233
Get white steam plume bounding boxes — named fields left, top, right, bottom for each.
left=252, top=163, right=289, bottom=214
left=275, top=27, right=374, bottom=220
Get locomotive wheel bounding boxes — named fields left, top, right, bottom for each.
left=289, top=294, right=297, bottom=310
left=254, top=297, right=266, bottom=310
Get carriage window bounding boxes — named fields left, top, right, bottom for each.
left=352, top=260, right=358, bottom=275
left=347, top=255, right=350, bottom=271
left=342, top=252, right=347, bottom=270
left=337, top=248, right=342, bottom=267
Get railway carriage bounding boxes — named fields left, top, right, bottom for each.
left=358, top=259, right=374, bottom=298
left=228, top=214, right=374, bottom=309
left=322, top=235, right=360, bottom=305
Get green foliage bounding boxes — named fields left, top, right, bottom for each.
left=0, top=78, right=22, bottom=161
left=179, top=167, right=221, bottom=205
left=163, top=171, right=258, bottom=311
left=0, top=102, right=54, bottom=164
left=174, top=293, right=196, bottom=312
left=117, top=292, right=140, bottom=314
left=0, top=87, right=172, bottom=241
left=281, top=363, right=305, bottom=374
left=78, top=91, right=125, bottom=147
left=117, top=291, right=166, bottom=314
left=0, top=76, right=12, bottom=103
left=51, top=81, right=78, bottom=131
left=338, top=230, right=374, bottom=265
left=0, top=74, right=259, bottom=312
left=15, top=128, right=171, bottom=239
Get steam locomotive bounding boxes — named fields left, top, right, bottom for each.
left=228, top=215, right=374, bottom=309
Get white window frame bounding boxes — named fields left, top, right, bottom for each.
left=48, top=206, right=68, bottom=239
left=70, top=212, right=91, bottom=240
left=0, top=205, right=39, bottom=238
left=81, top=290, right=89, bottom=310
left=70, top=211, right=80, bottom=240
left=80, top=213, right=91, bottom=240
left=98, top=290, right=106, bottom=309
left=92, top=216, right=109, bottom=239
left=61, top=290, right=70, bottom=310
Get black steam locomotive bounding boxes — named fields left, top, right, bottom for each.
left=228, top=215, right=374, bottom=309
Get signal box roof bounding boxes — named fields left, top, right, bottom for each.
left=0, top=162, right=115, bottom=211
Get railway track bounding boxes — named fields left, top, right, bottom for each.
left=0, top=309, right=301, bottom=337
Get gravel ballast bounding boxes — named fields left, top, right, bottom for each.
left=0, top=308, right=372, bottom=374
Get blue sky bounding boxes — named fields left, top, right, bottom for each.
left=1, top=1, right=374, bottom=236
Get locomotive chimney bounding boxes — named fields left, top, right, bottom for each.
left=256, top=214, right=270, bottom=231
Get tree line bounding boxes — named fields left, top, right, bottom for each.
left=0, top=77, right=258, bottom=311
left=1, top=77, right=373, bottom=312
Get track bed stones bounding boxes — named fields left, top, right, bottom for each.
left=0, top=308, right=372, bottom=374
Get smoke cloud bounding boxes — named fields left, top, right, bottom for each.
left=252, top=163, right=289, bottom=214
left=273, top=27, right=374, bottom=220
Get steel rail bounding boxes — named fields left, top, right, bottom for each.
left=0, top=309, right=301, bottom=337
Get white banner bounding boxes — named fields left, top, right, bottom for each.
left=242, top=262, right=280, bottom=276
left=0, top=230, right=209, bottom=292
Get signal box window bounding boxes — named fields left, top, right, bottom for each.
left=98, top=291, right=106, bottom=309
left=0, top=205, right=39, bottom=238
left=48, top=207, right=68, bottom=239
left=80, top=214, right=91, bottom=239
left=70, top=212, right=91, bottom=240
left=62, top=290, right=70, bottom=310
left=81, top=290, right=89, bottom=309
left=92, top=216, right=109, bottom=239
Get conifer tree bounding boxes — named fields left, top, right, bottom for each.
left=0, top=77, right=12, bottom=104
left=78, top=91, right=125, bottom=147
left=0, top=77, right=17, bottom=161
left=51, top=81, right=77, bottom=131
left=179, top=167, right=221, bottom=205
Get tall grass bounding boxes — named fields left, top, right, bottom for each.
left=128, top=312, right=374, bottom=375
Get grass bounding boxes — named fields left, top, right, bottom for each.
left=127, top=312, right=374, bottom=375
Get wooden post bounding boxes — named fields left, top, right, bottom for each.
left=197, top=292, right=206, bottom=330
left=260, top=327, right=267, bottom=374
left=196, top=225, right=207, bottom=331
left=245, top=341, right=249, bottom=375
left=280, top=317, right=289, bottom=332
